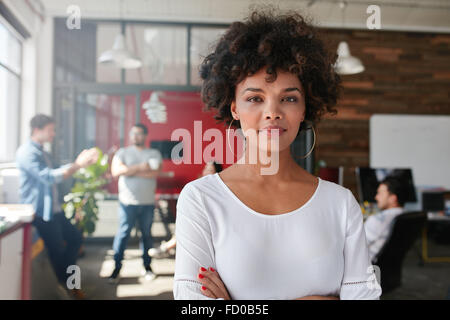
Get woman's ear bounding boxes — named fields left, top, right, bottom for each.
left=230, top=100, right=238, bottom=120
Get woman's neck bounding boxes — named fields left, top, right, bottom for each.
left=235, top=146, right=304, bottom=183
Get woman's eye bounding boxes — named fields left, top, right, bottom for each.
left=247, top=96, right=263, bottom=102
left=282, top=96, right=298, bottom=102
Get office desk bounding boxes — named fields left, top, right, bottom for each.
left=421, top=212, right=450, bottom=263
left=0, top=205, right=34, bottom=299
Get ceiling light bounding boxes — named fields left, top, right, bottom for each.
left=98, top=33, right=143, bottom=69
left=143, top=92, right=167, bottom=123
left=334, top=41, right=365, bottom=75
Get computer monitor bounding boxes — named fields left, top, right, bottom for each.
left=422, top=192, right=445, bottom=212
left=150, top=140, right=183, bottom=160
left=355, top=167, right=417, bottom=204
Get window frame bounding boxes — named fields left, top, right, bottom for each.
left=0, top=14, right=23, bottom=163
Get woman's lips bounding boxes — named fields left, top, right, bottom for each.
left=258, top=128, right=287, bottom=138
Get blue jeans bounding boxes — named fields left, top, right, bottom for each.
left=112, top=203, right=155, bottom=269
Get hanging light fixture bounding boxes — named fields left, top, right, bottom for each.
left=97, top=0, right=142, bottom=69
left=334, top=1, right=365, bottom=75
left=98, top=33, right=143, bottom=69
left=143, top=92, right=167, bottom=123
left=335, top=41, right=365, bottom=75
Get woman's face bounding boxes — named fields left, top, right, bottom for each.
left=231, top=68, right=306, bottom=153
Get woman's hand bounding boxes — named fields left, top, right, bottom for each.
left=198, top=267, right=231, bottom=300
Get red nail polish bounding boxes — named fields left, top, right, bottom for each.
left=201, top=286, right=206, bottom=290
left=200, top=267, right=207, bottom=272
left=198, top=274, right=204, bottom=279
left=209, top=267, right=215, bottom=272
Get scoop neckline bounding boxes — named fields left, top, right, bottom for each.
left=213, top=172, right=321, bottom=219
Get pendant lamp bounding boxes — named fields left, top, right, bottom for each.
left=98, top=33, right=142, bottom=69
left=335, top=41, right=365, bottom=75
left=143, top=92, right=167, bottom=123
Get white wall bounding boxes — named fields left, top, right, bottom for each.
left=41, top=0, right=450, bottom=33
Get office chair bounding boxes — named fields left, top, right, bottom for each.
left=373, top=211, right=427, bottom=294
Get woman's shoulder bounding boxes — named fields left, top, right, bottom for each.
left=315, top=177, right=356, bottom=206
left=318, top=177, right=349, bottom=194
left=178, top=174, right=222, bottom=202
left=182, top=173, right=219, bottom=190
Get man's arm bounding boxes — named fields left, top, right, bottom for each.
left=135, top=164, right=162, bottom=179
left=60, top=148, right=99, bottom=179
left=111, top=156, right=150, bottom=178
left=61, top=163, right=81, bottom=180
left=18, top=148, right=97, bottom=185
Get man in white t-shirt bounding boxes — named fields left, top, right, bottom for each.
left=108, top=124, right=163, bottom=283
left=364, top=177, right=408, bottom=262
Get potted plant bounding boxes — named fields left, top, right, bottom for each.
left=63, top=147, right=109, bottom=236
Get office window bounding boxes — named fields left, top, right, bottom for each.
left=0, top=19, right=22, bottom=162
left=96, top=23, right=122, bottom=83
left=190, top=27, right=226, bottom=85
left=125, top=24, right=187, bottom=85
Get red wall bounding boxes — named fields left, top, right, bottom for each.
left=140, top=91, right=242, bottom=193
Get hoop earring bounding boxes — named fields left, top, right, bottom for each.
left=299, top=125, right=316, bottom=159
left=227, top=118, right=245, bottom=157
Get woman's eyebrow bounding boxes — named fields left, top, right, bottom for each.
left=243, top=88, right=264, bottom=93
left=242, top=87, right=302, bottom=94
left=284, top=87, right=302, bottom=93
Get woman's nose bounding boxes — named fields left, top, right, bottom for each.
left=263, top=100, right=282, bottom=120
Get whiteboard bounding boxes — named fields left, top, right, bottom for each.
left=370, top=114, right=450, bottom=189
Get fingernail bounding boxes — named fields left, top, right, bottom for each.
left=201, top=286, right=206, bottom=290
left=200, top=267, right=207, bottom=272
left=198, top=274, right=204, bottom=279
left=209, top=267, right=215, bottom=272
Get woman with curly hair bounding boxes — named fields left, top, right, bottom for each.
left=173, top=10, right=381, bottom=300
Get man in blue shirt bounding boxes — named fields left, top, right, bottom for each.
left=16, top=114, right=98, bottom=298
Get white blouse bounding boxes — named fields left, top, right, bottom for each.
left=173, top=173, right=382, bottom=300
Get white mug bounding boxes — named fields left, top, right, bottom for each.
left=148, top=158, right=160, bottom=170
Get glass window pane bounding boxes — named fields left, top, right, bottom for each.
left=190, top=27, right=226, bottom=86
left=123, top=95, right=137, bottom=146
left=53, top=19, right=97, bottom=83
left=73, top=93, right=136, bottom=195
left=54, top=88, right=75, bottom=164
left=0, top=20, right=22, bottom=74
left=96, top=23, right=122, bottom=83
left=0, top=67, right=20, bottom=162
left=125, top=24, right=187, bottom=85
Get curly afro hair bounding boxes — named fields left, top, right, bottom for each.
left=200, top=10, right=341, bottom=132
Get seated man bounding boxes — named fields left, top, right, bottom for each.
left=364, top=176, right=408, bottom=262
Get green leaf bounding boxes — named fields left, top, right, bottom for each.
left=63, top=146, right=110, bottom=236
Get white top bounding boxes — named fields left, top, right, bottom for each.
left=174, top=173, right=382, bottom=300
left=364, top=207, right=404, bottom=262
